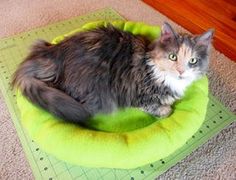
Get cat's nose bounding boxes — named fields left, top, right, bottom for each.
left=178, top=70, right=184, bottom=75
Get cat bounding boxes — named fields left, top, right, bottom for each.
left=12, top=22, right=214, bottom=124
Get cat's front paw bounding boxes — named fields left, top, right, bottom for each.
left=155, top=105, right=172, bottom=118
left=141, top=104, right=172, bottom=118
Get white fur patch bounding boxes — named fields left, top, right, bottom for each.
left=162, top=73, right=194, bottom=96
left=148, top=61, right=198, bottom=96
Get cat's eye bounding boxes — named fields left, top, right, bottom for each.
left=189, top=58, right=198, bottom=64
left=168, top=53, right=177, bottom=61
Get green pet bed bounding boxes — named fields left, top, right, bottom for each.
left=17, top=21, right=209, bottom=169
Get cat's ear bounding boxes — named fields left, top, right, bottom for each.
left=159, top=22, right=177, bottom=44
left=196, top=29, right=214, bottom=46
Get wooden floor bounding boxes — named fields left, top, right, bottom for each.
left=143, top=0, right=236, bottom=62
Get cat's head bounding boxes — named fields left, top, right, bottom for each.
left=148, top=22, right=214, bottom=95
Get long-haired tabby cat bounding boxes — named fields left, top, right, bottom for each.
left=12, top=22, right=214, bottom=124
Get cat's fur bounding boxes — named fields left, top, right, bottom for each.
left=12, top=22, right=214, bottom=124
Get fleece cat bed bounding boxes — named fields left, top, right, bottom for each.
left=17, top=21, right=209, bottom=169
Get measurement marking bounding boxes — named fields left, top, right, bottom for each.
left=0, top=44, right=16, bottom=51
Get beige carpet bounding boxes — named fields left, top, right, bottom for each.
left=0, top=0, right=235, bottom=179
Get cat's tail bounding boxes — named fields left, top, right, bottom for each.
left=12, top=40, right=91, bottom=124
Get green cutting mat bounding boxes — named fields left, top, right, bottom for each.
left=0, top=8, right=235, bottom=180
